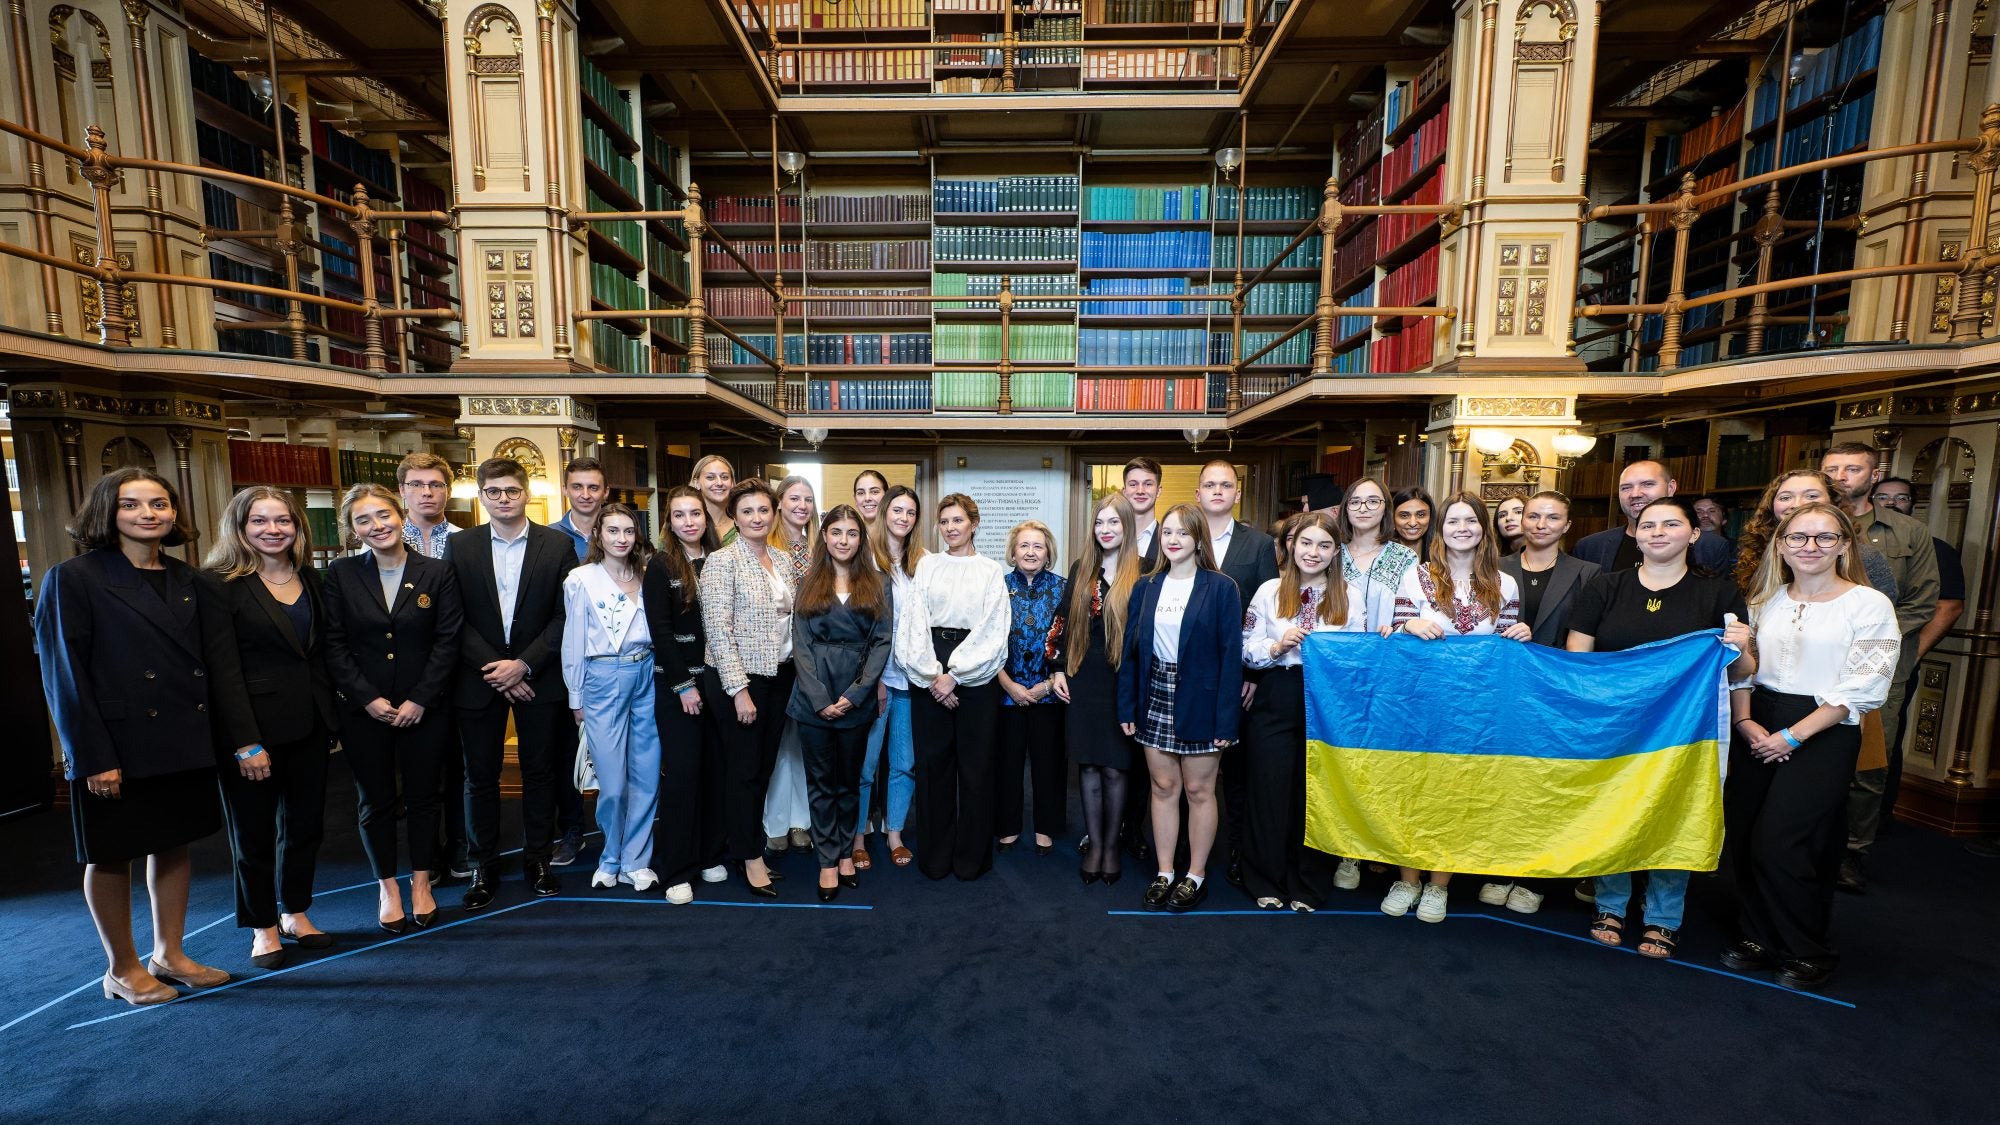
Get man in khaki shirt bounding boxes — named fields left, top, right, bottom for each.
left=1822, top=443, right=1939, bottom=893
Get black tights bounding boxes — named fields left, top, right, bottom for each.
left=1079, top=766, right=1128, bottom=877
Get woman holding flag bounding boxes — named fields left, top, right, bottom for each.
left=1566, top=497, right=1754, bottom=959
left=1385, top=492, right=1529, bottom=922
left=1240, top=512, right=1392, bottom=913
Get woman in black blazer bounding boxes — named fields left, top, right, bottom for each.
left=323, top=484, right=463, bottom=933
left=644, top=485, right=727, bottom=904
left=34, top=468, right=256, bottom=1006
left=199, top=487, right=341, bottom=969
left=788, top=506, right=893, bottom=901
left=1117, top=503, right=1244, bottom=914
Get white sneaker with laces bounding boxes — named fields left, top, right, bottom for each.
left=664, top=882, right=694, bottom=905
left=628, top=868, right=660, bottom=892
left=1334, top=858, right=1361, bottom=890
left=590, top=869, right=617, bottom=889
left=700, top=865, right=728, bottom=884
left=1505, top=885, right=1544, bottom=914
left=1255, top=897, right=1284, bottom=910
left=1289, top=900, right=1315, bottom=914
left=1381, top=880, right=1421, bottom=917
left=1478, top=882, right=1512, bottom=906
left=1416, top=883, right=1449, bottom=923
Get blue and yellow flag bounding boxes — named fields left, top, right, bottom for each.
left=1303, top=631, right=1733, bottom=879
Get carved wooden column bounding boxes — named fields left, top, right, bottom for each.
left=455, top=394, right=599, bottom=526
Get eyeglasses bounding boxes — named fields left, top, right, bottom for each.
left=1781, top=532, right=1847, bottom=549
left=404, top=481, right=448, bottom=492
left=480, top=486, right=525, bottom=500
left=1346, top=498, right=1384, bottom=511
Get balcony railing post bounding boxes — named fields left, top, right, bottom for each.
left=1001, top=2, right=1016, bottom=93
left=78, top=125, right=131, bottom=346
left=1658, top=173, right=1698, bottom=371
left=685, top=182, right=709, bottom=374
left=997, top=274, right=1013, bottom=415
left=348, top=184, right=386, bottom=373
left=1745, top=187, right=1783, bottom=355
left=1311, top=181, right=1341, bottom=375
left=1949, top=105, right=2000, bottom=344
left=274, top=196, right=309, bottom=361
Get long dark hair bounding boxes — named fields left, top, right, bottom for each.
left=656, top=485, right=705, bottom=611
left=584, top=502, right=656, bottom=573
left=1065, top=492, right=1140, bottom=674
left=70, top=468, right=196, bottom=550
left=795, top=505, right=886, bottom=619
left=1390, top=484, right=1436, bottom=557
left=1279, top=512, right=1349, bottom=626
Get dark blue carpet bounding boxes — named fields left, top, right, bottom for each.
left=1, top=765, right=1994, bottom=1124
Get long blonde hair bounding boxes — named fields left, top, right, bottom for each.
left=1425, top=490, right=1503, bottom=620
left=1735, top=469, right=1837, bottom=593
left=1065, top=492, right=1141, bottom=674
left=769, top=474, right=817, bottom=557
left=206, top=486, right=315, bottom=579
left=1745, top=502, right=1869, bottom=615
left=1278, top=511, right=1349, bottom=626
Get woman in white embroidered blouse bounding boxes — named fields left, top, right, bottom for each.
left=893, top=493, right=1009, bottom=882
left=560, top=505, right=661, bottom=892
left=1240, top=513, right=1389, bottom=914
left=1723, top=502, right=1899, bottom=991
left=1383, top=491, right=1530, bottom=923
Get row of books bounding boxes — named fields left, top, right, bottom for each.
left=1649, top=103, right=1744, bottom=185
left=935, top=176, right=1082, bottom=214
left=934, top=0, right=1082, bottom=11
left=593, top=322, right=650, bottom=372
left=1331, top=219, right=1378, bottom=292
left=806, top=379, right=933, bottom=413
left=721, top=334, right=803, bottom=366
left=1213, top=234, right=1322, bottom=269
left=1643, top=167, right=1735, bottom=232
left=1082, top=46, right=1234, bottom=80
left=799, top=332, right=934, bottom=364
left=1214, top=185, right=1320, bottom=222
left=1370, top=318, right=1435, bottom=372
left=1341, top=159, right=1382, bottom=208
left=1089, top=0, right=1245, bottom=20
left=1227, top=330, right=1311, bottom=367
left=1076, top=375, right=1210, bottom=412
left=1081, top=230, right=1213, bottom=269
left=402, top=178, right=453, bottom=253
left=209, top=253, right=290, bottom=315
left=707, top=195, right=803, bottom=225
left=1384, top=53, right=1449, bottom=135
left=782, top=0, right=925, bottom=29
left=811, top=192, right=933, bottom=224
left=200, top=183, right=275, bottom=234
left=1380, top=245, right=1439, bottom=308
left=933, top=225, right=1080, bottom=263
left=578, top=54, right=632, bottom=135
left=703, top=239, right=934, bottom=272
left=339, top=450, right=411, bottom=490
left=774, top=48, right=928, bottom=84
left=197, top=122, right=280, bottom=182
left=1079, top=327, right=1208, bottom=366
left=1335, top=284, right=1377, bottom=342
left=1383, top=103, right=1448, bottom=198
left=935, top=322, right=1078, bottom=361
left=588, top=190, right=644, bottom=262
left=1079, top=277, right=1228, bottom=316
left=1713, top=435, right=1827, bottom=490
left=1338, top=101, right=1386, bottom=188
left=648, top=233, right=690, bottom=289
left=643, top=131, right=685, bottom=192
left=218, top=328, right=316, bottom=362
left=228, top=441, right=333, bottom=488
left=1082, top=184, right=1213, bottom=222
left=1753, top=14, right=1882, bottom=129
left=937, top=271, right=1078, bottom=307
left=582, top=115, right=642, bottom=200
left=710, top=286, right=933, bottom=318
left=1378, top=169, right=1445, bottom=248
left=590, top=261, right=649, bottom=314
left=1742, top=90, right=1877, bottom=176
left=310, top=121, right=398, bottom=198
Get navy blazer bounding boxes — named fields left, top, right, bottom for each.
left=1498, top=552, right=1602, bottom=648
left=323, top=552, right=463, bottom=713
left=34, top=549, right=253, bottom=781
left=447, top=522, right=575, bottom=710
left=1116, top=568, right=1244, bottom=744
left=196, top=568, right=339, bottom=746
left=787, top=598, right=892, bottom=730
left=642, top=553, right=707, bottom=696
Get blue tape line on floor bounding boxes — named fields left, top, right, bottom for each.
left=561, top=896, right=874, bottom=911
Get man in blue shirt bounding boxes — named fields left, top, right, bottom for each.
left=550, top=455, right=606, bottom=561
left=547, top=455, right=608, bottom=865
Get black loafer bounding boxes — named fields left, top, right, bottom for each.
left=527, top=859, right=561, bottom=898
left=1719, top=940, right=1779, bottom=973
left=1225, top=855, right=1246, bottom=890
left=1141, top=875, right=1174, bottom=911
left=1166, top=876, right=1209, bottom=914
left=1777, top=959, right=1836, bottom=991
left=462, top=870, right=496, bottom=913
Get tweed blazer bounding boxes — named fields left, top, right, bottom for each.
left=699, top=539, right=796, bottom=695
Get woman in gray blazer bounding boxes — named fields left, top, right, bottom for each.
left=788, top=506, right=892, bottom=901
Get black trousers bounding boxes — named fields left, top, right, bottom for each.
left=1220, top=677, right=1253, bottom=856
left=1239, top=667, right=1336, bottom=907
left=218, top=729, right=331, bottom=928
left=551, top=712, right=584, bottom=838
left=799, top=720, right=870, bottom=869
left=656, top=668, right=729, bottom=886
left=460, top=697, right=565, bottom=866
left=995, top=704, right=1067, bottom=840
left=438, top=737, right=467, bottom=862
left=911, top=646, right=1002, bottom=881
left=714, top=663, right=795, bottom=863
left=342, top=711, right=451, bottom=880
left=1727, top=688, right=1862, bottom=966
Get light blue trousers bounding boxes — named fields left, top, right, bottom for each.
left=856, top=686, right=915, bottom=836
left=1592, top=869, right=1691, bottom=930
left=581, top=654, right=661, bottom=875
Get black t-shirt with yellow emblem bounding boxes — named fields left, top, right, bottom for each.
left=1568, top=567, right=1748, bottom=653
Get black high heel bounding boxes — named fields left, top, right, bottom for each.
left=410, top=909, right=438, bottom=929
left=378, top=916, right=408, bottom=936
left=839, top=873, right=859, bottom=889
left=817, top=884, right=839, bottom=903
left=1080, top=866, right=1102, bottom=885
left=1036, top=842, right=1053, bottom=856
left=1102, top=868, right=1122, bottom=886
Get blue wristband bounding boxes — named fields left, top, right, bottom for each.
left=1777, top=728, right=1802, bottom=749
left=234, top=745, right=265, bottom=761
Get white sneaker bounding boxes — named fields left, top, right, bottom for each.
left=628, top=868, right=659, bottom=892
left=1289, top=900, right=1315, bottom=914
left=700, top=865, right=728, bottom=884
left=1255, top=896, right=1284, bottom=910
left=1334, top=858, right=1361, bottom=890
left=1574, top=879, right=1596, bottom=903
left=590, top=869, right=617, bottom=889
left=664, top=882, right=694, bottom=905
left=1416, top=883, right=1449, bottom=923
left=1505, top=885, right=1544, bottom=914
left=1478, top=881, right=1512, bottom=906
left=1381, top=880, right=1421, bottom=917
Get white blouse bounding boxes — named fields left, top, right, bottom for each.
left=1392, top=565, right=1522, bottom=636
left=1751, top=584, right=1901, bottom=725
left=881, top=562, right=914, bottom=690
left=1153, top=574, right=1196, bottom=663
left=559, top=564, right=654, bottom=709
left=894, top=551, right=1009, bottom=686
left=1242, top=575, right=1388, bottom=669
left=763, top=559, right=795, bottom=664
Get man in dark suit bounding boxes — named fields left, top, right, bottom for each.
left=1196, top=459, right=1278, bottom=887
left=449, top=457, right=577, bottom=910
left=1123, top=456, right=1164, bottom=572
left=1573, top=460, right=1733, bottom=573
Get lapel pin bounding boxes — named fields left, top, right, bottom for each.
left=417, top=593, right=432, bottom=608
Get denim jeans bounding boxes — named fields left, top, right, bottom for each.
left=856, top=686, right=915, bottom=836
left=1592, top=869, right=1691, bottom=929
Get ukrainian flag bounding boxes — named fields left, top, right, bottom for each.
left=1303, top=631, right=1733, bottom=879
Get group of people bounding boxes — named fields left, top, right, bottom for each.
left=35, top=441, right=1923, bottom=1006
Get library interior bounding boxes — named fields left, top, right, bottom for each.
left=1, top=1, right=1999, bottom=1113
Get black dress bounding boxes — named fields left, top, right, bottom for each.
left=1055, top=563, right=1135, bottom=770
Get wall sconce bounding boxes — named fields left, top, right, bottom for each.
left=1472, top=426, right=1597, bottom=484
left=777, top=150, right=806, bottom=184
left=1213, top=147, right=1244, bottom=176
left=450, top=465, right=478, bottom=501
left=528, top=477, right=554, bottom=498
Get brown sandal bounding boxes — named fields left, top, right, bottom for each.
left=851, top=846, right=872, bottom=872
left=890, top=845, right=914, bottom=867
left=1589, top=912, right=1624, bottom=947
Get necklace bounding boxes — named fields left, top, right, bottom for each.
left=261, top=569, right=299, bottom=586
